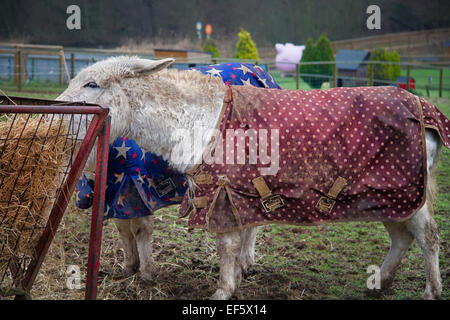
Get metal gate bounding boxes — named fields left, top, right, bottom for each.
left=0, top=95, right=110, bottom=300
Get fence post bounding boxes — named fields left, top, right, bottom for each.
left=296, top=63, right=299, bottom=90
left=59, top=53, right=63, bottom=86
left=333, top=62, right=337, bottom=88
left=71, top=53, right=75, bottom=79
left=60, top=50, right=70, bottom=84
left=439, top=68, right=443, bottom=98
left=17, top=50, right=22, bottom=92
left=406, top=65, right=411, bottom=91
left=14, top=47, right=19, bottom=86
left=30, top=57, right=34, bottom=82
left=330, top=63, right=334, bottom=88
left=368, top=63, right=373, bottom=86
left=23, top=52, right=28, bottom=84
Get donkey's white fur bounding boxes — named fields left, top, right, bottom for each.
left=59, top=56, right=226, bottom=173
left=58, top=56, right=442, bottom=299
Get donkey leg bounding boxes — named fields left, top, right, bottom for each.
left=211, top=231, right=242, bottom=300
left=380, top=221, right=414, bottom=290
left=130, top=215, right=155, bottom=283
left=405, top=204, right=442, bottom=300
left=402, top=129, right=442, bottom=299
left=114, top=219, right=140, bottom=277
left=240, top=227, right=258, bottom=275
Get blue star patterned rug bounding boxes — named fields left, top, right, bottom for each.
left=191, top=62, right=281, bottom=89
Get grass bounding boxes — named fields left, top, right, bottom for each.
left=1, top=91, right=62, bottom=100
left=1, top=83, right=449, bottom=300
left=399, top=68, right=450, bottom=99
left=0, top=79, right=67, bottom=98
left=1, top=66, right=449, bottom=97
left=268, top=67, right=450, bottom=99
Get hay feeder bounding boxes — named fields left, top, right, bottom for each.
left=0, top=95, right=110, bottom=300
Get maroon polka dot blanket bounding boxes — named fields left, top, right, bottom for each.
left=179, top=86, right=450, bottom=233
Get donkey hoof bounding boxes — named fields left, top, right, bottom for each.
left=210, top=289, right=231, bottom=300
left=423, top=291, right=434, bottom=300
left=240, top=256, right=255, bottom=276
left=423, top=289, right=441, bottom=300
left=113, top=266, right=138, bottom=279
left=139, top=272, right=154, bottom=285
left=365, top=288, right=386, bottom=298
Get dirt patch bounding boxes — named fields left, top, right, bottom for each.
left=22, top=199, right=449, bottom=300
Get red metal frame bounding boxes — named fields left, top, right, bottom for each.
left=0, top=102, right=110, bottom=300
left=85, top=116, right=110, bottom=300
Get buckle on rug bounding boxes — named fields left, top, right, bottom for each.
left=155, top=178, right=176, bottom=197
left=194, top=172, right=213, bottom=185
left=315, top=176, right=347, bottom=213
left=192, top=196, right=208, bottom=209
left=261, top=194, right=284, bottom=213
left=316, top=196, right=336, bottom=213
left=252, top=176, right=285, bottom=213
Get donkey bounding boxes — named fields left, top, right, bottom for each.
left=57, top=56, right=445, bottom=300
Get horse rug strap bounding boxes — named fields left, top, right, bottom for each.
left=316, top=176, right=348, bottom=213
left=252, top=176, right=285, bottom=213
left=179, top=85, right=450, bottom=233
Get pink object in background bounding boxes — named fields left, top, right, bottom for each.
left=275, top=43, right=305, bottom=77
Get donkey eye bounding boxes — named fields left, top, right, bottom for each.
left=84, top=81, right=99, bottom=89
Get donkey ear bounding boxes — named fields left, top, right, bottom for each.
left=129, top=58, right=175, bottom=76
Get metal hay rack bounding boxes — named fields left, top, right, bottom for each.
left=0, top=95, right=110, bottom=300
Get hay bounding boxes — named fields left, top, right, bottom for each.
left=0, top=115, right=69, bottom=279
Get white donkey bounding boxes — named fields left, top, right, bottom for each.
left=58, top=56, right=443, bottom=300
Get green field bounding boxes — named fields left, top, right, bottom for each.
left=1, top=65, right=449, bottom=98
left=268, top=67, right=450, bottom=99
left=0, top=79, right=67, bottom=98
left=1, top=84, right=449, bottom=300
left=400, top=68, right=450, bottom=99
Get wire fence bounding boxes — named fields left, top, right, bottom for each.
left=267, top=60, right=450, bottom=98
left=1, top=45, right=449, bottom=99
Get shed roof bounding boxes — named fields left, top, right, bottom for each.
left=397, top=76, right=415, bottom=83
left=336, top=50, right=370, bottom=71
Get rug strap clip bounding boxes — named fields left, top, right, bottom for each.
left=155, top=178, right=176, bottom=197
left=192, top=196, right=208, bottom=209
left=193, top=172, right=213, bottom=185
left=316, top=176, right=347, bottom=213
left=252, top=176, right=284, bottom=212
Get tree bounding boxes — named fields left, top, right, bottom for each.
left=234, top=28, right=259, bottom=60
left=299, top=35, right=335, bottom=89
left=368, top=48, right=400, bottom=85
left=390, top=50, right=401, bottom=80
left=1, top=1, right=449, bottom=50
left=314, top=34, right=335, bottom=86
left=299, top=37, right=316, bottom=86
left=202, top=38, right=220, bottom=58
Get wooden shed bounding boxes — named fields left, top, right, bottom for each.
left=154, top=49, right=211, bottom=62
left=445, top=41, right=450, bottom=57
left=335, top=50, right=370, bottom=87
